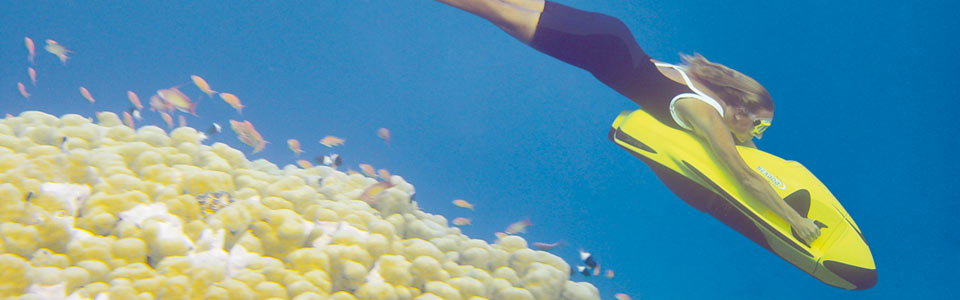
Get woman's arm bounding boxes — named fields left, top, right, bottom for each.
left=674, top=98, right=822, bottom=244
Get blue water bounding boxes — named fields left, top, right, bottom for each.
left=2, top=0, right=957, bottom=298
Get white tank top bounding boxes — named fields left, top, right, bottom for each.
left=655, top=63, right=725, bottom=130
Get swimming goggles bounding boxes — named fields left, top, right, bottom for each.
left=749, top=113, right=772, bottom=139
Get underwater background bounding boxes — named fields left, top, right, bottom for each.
left=2, top=0, right=957, bottom=299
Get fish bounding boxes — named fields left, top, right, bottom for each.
left=178, top=115, right=187, bottom=128
left=208, top=123, right=222, bottom=134
left=318, top=154, right=342, bottom=168
left=122, top=111, right=135, bottom=129
left=127, top=91, right=143, bottom=110
left=287, top=139, right=304, bottom=156
left=377, top=128, right=390, bottom=145
left=592, top=264, right=601, bottom=276
left=494, top=232, right=508, bottom=240
left=44, top=39, right=71, bottom=65
left=359, top=164, right=376, bottom=178
left=452, top=199, right=474, bottom=210
left=229, top=120, right=267, bottom=153
left=532, top=241, right=563, bottom=251
left=28, top=67, right=36, bottom=86
left=613, top=293, right=631, bottom=300
left=132, top=109, right=142, bottom=121
left=157, top=88, right=197, bottom=116
left=191, top=75, right=216, bottom=97
left=579, top=249, right=597, bottom=269
left=219, top=93, right=244, bottom=114
left=359, top=181, right=394, bottom=204
left=575, top=266, right=591, bottom=277
left=148, top=95, right=166, bottom=112
left=377, top=169, right=391, bottom=180
left=604, top=269, right=614, bottom=279
left=17, top=82, right=29, bottom=99
left=25, top=37, right=35, bottom=64
left=452, top=217, right=471, bottom=226
left=160, top=112, right=174, bottom=129
left=319, top=136, right=345, bottom=147
left=505, top=219, right=532, bottom=234
left=79, top=87, right=95, bottom=103
left=296, top=160, right=313, bottom=169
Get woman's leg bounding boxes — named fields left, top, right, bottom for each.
left=433, top=0, right=545, bottom=43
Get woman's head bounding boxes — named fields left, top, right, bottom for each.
left=680, top=53, right=772, bottom=114
left=681, top=53, right=773, bottom=141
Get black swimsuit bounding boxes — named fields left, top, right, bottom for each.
left=528, top=1, right=695, bottom=130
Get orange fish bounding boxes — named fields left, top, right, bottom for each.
left=219, top=93, right=244, bottom=114
left=359, top=164, right=376, bottom=178
left=229, top=120, right=267, bottom=153
left=27, top=67, right=36, bottom=86
left=25, top=37, right=35, bottom=64
left=504, top=219, right=532, bottom=234
left=191, top=75, right=216, bottom=97
left=122, top=111, right=135, bottom=129
left=319, top=136, right=345, bottom=147
left=127, top=91, right=143, bottom=110
left=614, top=293, right=631, bottom=300
left=79, top=87, right=95, bottom=103
left=452, top=217, right=471, bottom=226
left=592, top=264, right=601, bottom=276
left=157, top=88, right=196, bottom=116
left=178, top=115, right=187, bottom=128
left=44, top=39, right=71, bottom=65
left=604, top=269, right=614, bottom=279
left=494, top=232, right=508, bottom=240
left=452, top=199, right=474, bottom=210
left=359, top=181, right=394, bottom=204
left=148, top=95, right=166, bottom=112
left=160, top=111, right=174, bottom=129
left=296, top=160, right=313, bottom=169
left=377, top=169, right=391, bottom=180
left=376, top=128, right=390, bottom=146
left=17, top=82, right=29, bottom=99
left=532, top=241, right=563, bottom=251
left=287, top=139, right=304, bottom=156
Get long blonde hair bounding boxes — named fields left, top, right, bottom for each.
left=680, top=53, right=773, bottom=113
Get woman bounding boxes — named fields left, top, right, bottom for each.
left=430, top=0, right=821, bottom=244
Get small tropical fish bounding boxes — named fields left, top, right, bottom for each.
left=319, top=136, right=345, bottom=147
left=127, top=91, right=143, bottom=110
left=318, top=154, right=342, bottom=168
left=287, top=139, right=304, bottom=156
left=377, top=128, right=390, bottom=145
left=148, top=95, right=166, bottom=112
left=79, top=87, right=95, bottom=103
left=452, top=217, right=471, bottom=226
left=604, top=269, right=614, bottom=279
left=219, top=93, right=244, bottom=114
left=532, top=241, right=564, bottom=251
left=359, top=164, right=376, bottom=178
left=191, top=75, right=216, bottom=97
left=494, top=232, right=508, bottom=240
left=17, top=82, right=30, bottom=99
left=296, top=160, right=313, bottom=169
left=452, top=199, right=474, bottom=210
left=178, top=115, right=187, bottom=128
left=27, top=67, right=36, bottom=86
left=208, top=123, right=222, bottom=134
left=229, top=120, right=267, bottom=153
left=613, top=293, right=631, bottom=300
left=157, top=88, right=196, bottom=116
left=592, top=264, right=601, bottom=276
left=160, top=111, right=174, bottom=129
left=132, top=109, right=142, bottom=121
left=575, top=266, right=591, bottom=277
left=122, top=111, right=135, bottom=129
left=579, top=249, right=597, bottom=269
left=359, top=181, right=394, bottom=204
left=25, top=37, right=35, bottom=64
left=505, top=219, right=532, bottom=234
left=377, top=169, right=391, bottom=180
left=44, top=39, right=71, bottom=65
